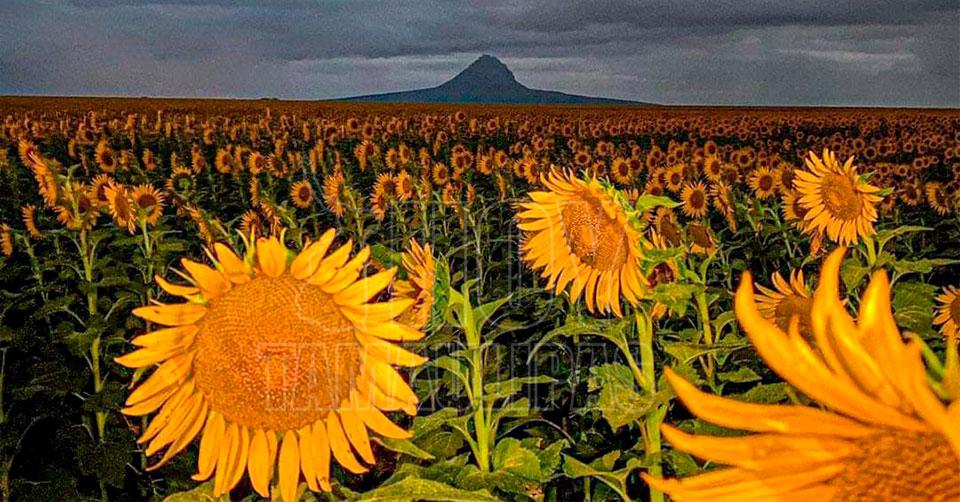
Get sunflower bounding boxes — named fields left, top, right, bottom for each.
left=132, top=184, right=165, bottom=227
left=934, top=286, right=960, bottom=339
left=665, top=165, right=685, bottom=193
left=755, top=269, right=812, bottom=337
left=371, top=184, right=390, bottom=222
left=115, top=233, right=425, bottom=501
left=166, top=165, right=195, bottom=195
left=239, top=209, right=263, bottom=239
left=516, top=168, right=647, bottom=317
left=680, top=182, right=709, bottom=219
left=654, top=207, right=682, bottom=247
left=794, top=149, right=882, bottom=246
left=248, top=151, right=267, bottom=174
left=393, top=239, right=436, bottom=330
left=686, top=222, right=716, bottom=255
left=611, top=157, right=633, bottom=185
left=95, top=140, right=117, bottom=173
left=394, top=170, right=414, bottom=201
left=322, top=172, right=347, bottom=218
left=55, top=182, right=98, bottom=231
left=643, top=248, right=960, bottom=500
left=104, top=183, right=136, bottom=233
left=748, top=166, right=777, bottom=200
left=432, top=163, right=450, bottom=186
left=781, top=190, right=808, bottom=231
left=926, top=182, right=953, bottom=216
left=0, top=224, right=12, bottom=257
left=710, top=182, right=737, bottom=232
left=290, top=180, right=314, bottom=209
left=21, top=204, right=40, bottom=239
left=703, top=156, right=723, bottom=182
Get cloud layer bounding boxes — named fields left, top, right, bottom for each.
left=1, top=0, right=957, bottom=105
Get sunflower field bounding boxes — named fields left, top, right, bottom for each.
left=0, top=97, right=958, bottom=501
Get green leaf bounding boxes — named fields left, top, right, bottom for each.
left=892, top=258, right=960, bottom=277
left=373, top=437, right=435, bottom=461
left=588, top=364, right=653, bottom=430
left=357, top=476, right=497, bottom=501
left=492, top=438, right=542, bottom=480
left=484, top=375, right=556, bottom=403
left=162, top=482, right=225, bottom=501
left=737, top=383, right=790, bottom=404
left=635, top=194, right=681, bottom=213
left=662, top=339, right=751, bottom=364
left=649, top=283, right=702, bottom=317
left=892, top=281, right=937, bottom=337
left=718, top=366, right=761, bottom=383
left=411, top=408, right=460, bottom=438
left=530, top=316, right=631, bottom=361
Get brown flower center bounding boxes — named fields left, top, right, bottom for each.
left=820, top=173, right=862, bottom=221
left=833, top=431, right=960, bottom=500
left=950, top=296, right=960, bottom=325
left=758, top=174, right=774, bottom=191
left=773, top=295, right=812, bottom=335
left=560, top=197, right=630, bottom=272
left=689, top=189, right=705, bottom=209
left=194, top=275, right=360, bottom=431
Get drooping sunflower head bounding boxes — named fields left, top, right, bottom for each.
left=322, top=172, right=347, bottom=218
left=515, top=168, right=647, bottom=317
left=104, top=183, right=136, bottom=233
left=935, top=285, right=960, bottom=339
left=643, top=248, right=960, bottom=500
left=116, top=232, right=426, bottom=501
left=393, top=239, right=437, bottom=330
left=755, top=269, right=812, bottom=336
left=794, top=149, right=883, bottom=245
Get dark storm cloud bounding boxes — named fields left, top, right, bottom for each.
left=1, top=0, right=957, bottom=105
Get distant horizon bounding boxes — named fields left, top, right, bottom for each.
left=2, top=1, right=958, bottom=107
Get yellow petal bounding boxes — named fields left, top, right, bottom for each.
left=194, top=411, right=224, bottom=481
left=214, top=242, right=251, bottom=284
left=155, top=274, right=199, bottom=297
left=311, top=420, right=333, bottom=492
left=247, top=428, right=273, bottom=498
left=257, top=236, right=288, bottom=278
left=298, top=426, right=320, bottom=492
left=338, top=400, right=375, bottom=464
left=335, top=268, right=396, bottom=305
left=182, top=258, right=231, bottom=299
left=290, top=229, right=336, bottom=280
left=279, top=431, right=300, bottom=502
left=326, top=412, right=367, bottom=474
left=213, top=422, right=239, bottom=496
left=133, top=303, right=207, bottom=327
left=357, top=333, right=426, bottom=367
left=351, top=389, right=410, bottom=439
left=364, top=358, right=418, bottom=406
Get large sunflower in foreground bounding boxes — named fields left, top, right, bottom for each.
left=516, top=168, right=647, bottom=317
left=794, top=149, right=882, bottom=246
left=116, top=232, right=426, bottom=501
left=643, top=248, right=960, bottom=500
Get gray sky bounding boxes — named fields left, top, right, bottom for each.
left=1, top=0, right=958, bottom=106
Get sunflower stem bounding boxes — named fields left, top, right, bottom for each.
left=695, top=291, right=715, bottom=379
left=636, top=311, right=664, bottom=502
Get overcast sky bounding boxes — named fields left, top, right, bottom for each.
left=1, top=0, right=957, bottom=106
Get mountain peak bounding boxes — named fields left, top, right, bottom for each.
left=338, top=54, right=646, bottom=105
left=447, top=55, right=519, bottom=87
